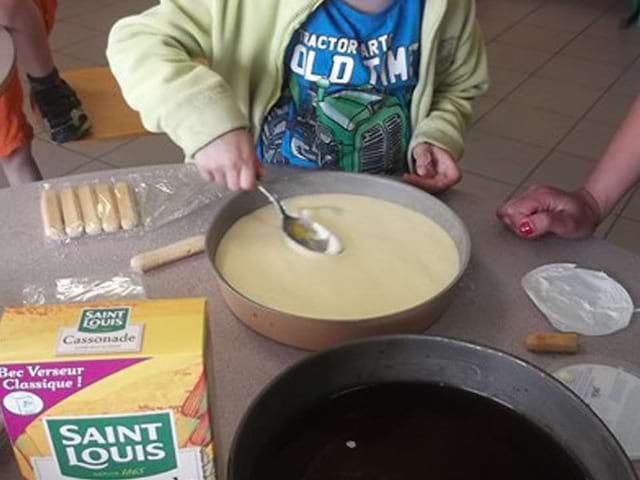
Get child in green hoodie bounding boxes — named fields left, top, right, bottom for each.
left=107, top=0, right=488, bottom=192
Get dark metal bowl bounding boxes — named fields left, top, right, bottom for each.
left=228, top=335, right=637, bottom=480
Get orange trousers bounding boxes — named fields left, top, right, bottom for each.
left=0, top=0, right=57, bottom=157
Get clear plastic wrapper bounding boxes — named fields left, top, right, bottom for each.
left=134, top=164, right=227, bottom=230
left=22, top=274, right=145, bottom=304
left=522, top=263, right=637, bottom=336
left=40, top=165, right=230, bottom=243
left=133, top=164, right=305, bottom=231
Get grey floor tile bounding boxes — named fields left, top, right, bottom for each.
left=606, top=217, right=640, bottom=256
left=58, top=34, right=110, bottom=66
left=53, top=52, right=93, bottom=71
left=620, top=187, right=640, bottom=222
left=584, top=11, right=640, bottom=40
left=495, top=24, right=576, bottom=53
left=477, top=0, right=543, bottom=23
left=560, top=33, right=640, bottom=68
left=488, top=43, right=553, bottom=74
left=505, top=185, right=526, bottom=202
left=56, top=0, right=123, bottom=21
left=460, top=130, right=549, bottom=184
left=609, top=66, right=640, bottom=96
left=63, top=0, right=153, bottom=33
left=49, top=22, right=99, bottom=51
left=612, top=188, right=636, bottom=215
left=475, top=102, right=577, bottom=148
left=31, top=138, right=94, bottom=180
left=478, top=17, right=518, bottom=42
left=472, top=95, right=501, bottom=124
left=57, top=135, right=138, bottom=160
left=101, top=134, right=183, bottom=168
left=524, top=3, right=604, bottom=33
left=508, top=77, right=601, bottom=117
left=454, top=171, right=518, bottom=203
left=485, top=67, right=530, bottom=99
left=595, top=213, right=618, bottom=239
left=524, top=152, right=596, bottom=191
left=556, top=119, right=618, bottom=161
left=536, top=55, right=623, bottom=91
left=65, top=160, right=119, bottom=176
left=586, top=91, right=636, bottom=126
left=562, top=0, right=615, bottom=12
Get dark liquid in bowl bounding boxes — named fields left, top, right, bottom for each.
left=255, top=383, right=590, bottom=480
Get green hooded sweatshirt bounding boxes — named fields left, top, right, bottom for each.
left=106, top=0, right=489, bottom=168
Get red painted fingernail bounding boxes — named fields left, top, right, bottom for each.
left=519, top=221, right=534, bottom=236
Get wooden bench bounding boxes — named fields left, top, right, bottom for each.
left=61, top=66, right=149, bottom=141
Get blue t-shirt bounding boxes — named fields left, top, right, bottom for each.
left=257, top=0, right=423, bottom=173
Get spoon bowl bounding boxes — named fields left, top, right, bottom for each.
left=257, top=185, right=343, bottom=256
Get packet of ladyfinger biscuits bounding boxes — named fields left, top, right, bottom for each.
left=0, top=298, right=214, bottom=480
left=40, top=181, right=140, bottom=242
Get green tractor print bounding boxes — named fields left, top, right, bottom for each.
left=288, top=78, right=410, bottom=173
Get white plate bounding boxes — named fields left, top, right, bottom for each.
left=554, top=363, right=640, bottom=460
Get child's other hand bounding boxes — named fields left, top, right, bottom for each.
left=497, top=185, right=601, bottom=240
left=403, top=143, right=461, bottom=193
left=194, top=129, right=264, bottom=191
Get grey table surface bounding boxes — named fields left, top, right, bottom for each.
left=0, top=164, right=638, bottom=479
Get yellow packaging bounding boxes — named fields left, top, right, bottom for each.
left=0, top=298, right=214, bottom=480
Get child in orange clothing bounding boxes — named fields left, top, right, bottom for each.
left=0, top=0, right=90, bottom=185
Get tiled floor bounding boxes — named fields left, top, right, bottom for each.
left=1, top=0, right=639, bottom=255
left=466, top=0, right=640, bottom=254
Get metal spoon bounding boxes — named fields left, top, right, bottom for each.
left=257, top=185, right=343, bottom=255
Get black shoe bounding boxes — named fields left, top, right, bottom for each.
left=31, top=77, right=91, bottom=144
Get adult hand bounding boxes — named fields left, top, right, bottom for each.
left=497, top=185, right=602, bottom=239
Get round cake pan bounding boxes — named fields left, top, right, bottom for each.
left=228, top=336, right=637, bottom=480
left=206, top=171, right=471, bottom=350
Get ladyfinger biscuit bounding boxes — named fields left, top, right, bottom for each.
left=77, top=185, right=102, bottom=235
left=40, top=189, right=65, bottom=240
left=95, top=183, right=120, bottom=233
left=114, top=182, right=139, bottom=230
left=59, top=187, right=84, bottom=238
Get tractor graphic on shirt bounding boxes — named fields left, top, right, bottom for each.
left=261, top=78, right=410, bottom=173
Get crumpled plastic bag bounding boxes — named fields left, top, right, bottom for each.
left=522, top=263, right=635, bottom=336
left=23, top=275, right=145, bottom=305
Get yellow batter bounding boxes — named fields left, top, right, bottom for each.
left=215, top=194, right=460, bottom=320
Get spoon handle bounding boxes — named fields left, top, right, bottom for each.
left=258, top=185, right=288, bottom=218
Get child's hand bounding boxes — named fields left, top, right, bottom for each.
left=403, top=143, right=461, bottom=193
left=497, top=185, right=601, bottom=239
left=194, top=129, right=264, bottom=191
